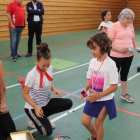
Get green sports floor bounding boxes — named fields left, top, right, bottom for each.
left=1, top=29, right=140, bottom=140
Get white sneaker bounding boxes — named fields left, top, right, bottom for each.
left=27, top=116, right=36, bottom=129
left=27, top=116, right=55, bottom=129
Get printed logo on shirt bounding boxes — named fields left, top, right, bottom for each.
left=89, top=71, right=105, bottom=93
left=12, top=15, right=16, bottom=24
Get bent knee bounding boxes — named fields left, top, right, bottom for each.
left=81, top=119, right=90, bottom=127
left=47, top=129, right=52, bottom=136
left=66, top=99, right=73, bottom=109
left=40, top=127, right=52, bottom=137
left=95, top=120, right=103, bottom=128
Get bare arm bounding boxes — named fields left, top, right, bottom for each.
left=132, top=38, right=139, bottom=48
left=7, top=12, right=15, bottom=30
left=109, top=36, right=128, bottom=54
left=22, top=86, right=35, bottom=107
left=51, top=83, right=62, bottom=98
left=101, top=27, right=107, bottom=33
left=80, top=79, right=90, bottom=99
left=22, top=86, right=44, bottom=118
left=83, top=79, right=90, bottom=92
left=0, top=61, right=8, bottom=113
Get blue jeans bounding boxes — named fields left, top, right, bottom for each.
left=9, top=27, right=23, bottom=57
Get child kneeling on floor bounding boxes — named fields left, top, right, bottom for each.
left=23, top=42, right=73, bottom=137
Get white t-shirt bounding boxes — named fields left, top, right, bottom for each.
left=32, top=1, right=40, bottom=22
left=24, top=65, right=53, bottom=109
left=87, top=56, right=118, bottom=101
left=98, top=21, right=113, bottom=31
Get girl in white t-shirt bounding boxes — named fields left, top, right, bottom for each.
left=81, top=32, right=118, bottom=140
left=22, top=42, right=72, bottom=137
left=98, top=10, right=113, bottom=33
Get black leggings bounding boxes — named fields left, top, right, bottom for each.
left=0, top=112, right=16, bottom=137
left=110, top=56, right=134, bottom=81
left=25, top=98, right=72, bottom=137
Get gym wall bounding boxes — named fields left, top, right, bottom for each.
left=0, top=0, right=127, bottom=40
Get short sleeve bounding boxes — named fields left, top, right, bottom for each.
left=108, top=23, right=116, bottom=40
left=7, top=3, right=12, bottom=13
left=108, top=61, right=118, bottom=84
left=98, top=22, right=106, bottom=30
left=25, top=72, right=34, bottom=88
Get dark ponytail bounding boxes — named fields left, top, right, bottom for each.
left=101, top=10, right=110, bottom=21
left=37, top=42, right=51, bottom=61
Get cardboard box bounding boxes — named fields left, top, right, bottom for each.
left=10, top=130, right=35, bottom=140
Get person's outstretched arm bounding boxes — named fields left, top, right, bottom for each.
left=0, top=61, right=8, bottom=113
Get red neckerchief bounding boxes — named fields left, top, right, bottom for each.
left=36, top=64, right=53, bottom=88
left=19, top=78, right=25, bottom=90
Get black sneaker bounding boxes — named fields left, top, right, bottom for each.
left=25, top=53, right=32, bottom=57
left=16, top=54, right=23, bottom=59
left=11, top=56, right=16, bottom=62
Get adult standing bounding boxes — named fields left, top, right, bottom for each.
left=25, top=0, right=44, bottom=57
left=0, top=61, right=16, bottom=138
left=7, top=0, right=25, bottom=62
left=108, top=8, right=139, bottom=103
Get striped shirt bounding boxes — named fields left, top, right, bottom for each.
left=24, top=65, right=53, bottom=109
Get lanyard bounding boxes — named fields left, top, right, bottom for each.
left=91, top=55, right=107, bottom=91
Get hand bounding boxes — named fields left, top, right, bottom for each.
left=80, top=88, right=87, bottom=100
left=118, top=47, right=128, bottom=54
left=22, top=27, right=25, bottom=31
left=86, top=93, right=99, bottom=103
left=11, top=24, right=15, bottom=30
left=0, top=103, right=8, bottom=114
left=38, top=9, right=41, bottom=11
left=53, top=89, right=62, bottom=98
left=34, top=105, right=44, bottom=118
left=29, top=7, right=32, bottom=10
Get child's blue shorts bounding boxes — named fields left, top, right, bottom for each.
left=83, top=97, right=117, bottom=120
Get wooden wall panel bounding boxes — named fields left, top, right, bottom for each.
left=0, top=0, right=127, bottom=40
left=127, top=0, right=140, bottom=28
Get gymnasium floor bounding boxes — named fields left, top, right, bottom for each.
left=1, top=29, right=140, bottom=140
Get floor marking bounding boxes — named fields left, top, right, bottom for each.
left=12, top=71, right=140, bottom=121
left=4, top=72, right=25, bottom=79
left=0, top=42, right=86, bottom=58
left=53, top=63, right=89, bottom=75
left=1, top=29, right=140, bottom=58
left=6, top=83, right=21, bottom=89
left=4, top=60, right=140, bottom=90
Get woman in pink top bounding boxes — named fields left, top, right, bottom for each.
left=108, top=8, right=139, bottom=103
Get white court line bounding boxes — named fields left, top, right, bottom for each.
left=6, top=83, right=21, bottom=89
left=53, top=63, right=89, bottom=75
left=6, top=62, right=89, bottom=89
left=30, top=72, right=140, bottom=134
